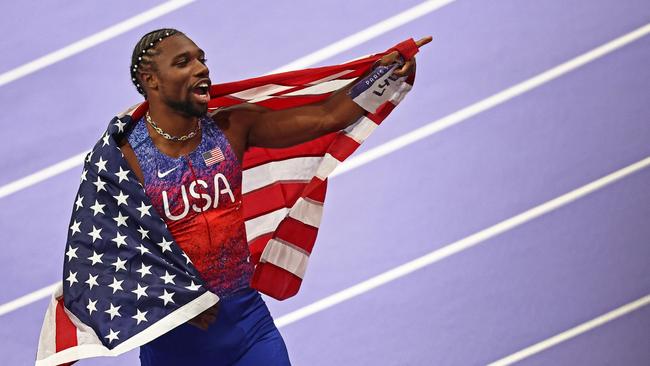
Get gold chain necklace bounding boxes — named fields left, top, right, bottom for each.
left=146, top=112, right=201, bottom=142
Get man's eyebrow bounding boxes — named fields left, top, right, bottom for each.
left=172, top=51, right=190, bottom=61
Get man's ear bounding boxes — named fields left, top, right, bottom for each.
left=139, top=71, right=158, bottom=93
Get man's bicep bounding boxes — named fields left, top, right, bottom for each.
left=245, top=103, right=332, bottom=149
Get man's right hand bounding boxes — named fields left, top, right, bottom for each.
left=188, top=303, right=220, bottom=330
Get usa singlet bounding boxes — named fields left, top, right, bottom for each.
left=128, top=115, right=291, bottom=365
left=126, top=114, right=253, bottom=297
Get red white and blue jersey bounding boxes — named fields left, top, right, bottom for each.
left=126, top=116, right=254, bottom=297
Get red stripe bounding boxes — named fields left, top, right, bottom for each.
left=242, top=133, right=338, bottom=169
left=55, top=298, right=78, bottom=353
left=274, top=217, right=319, bottom=253
left=243, top=182, right=307, bottom=220
left=248, top=233, right=275, bottom=264
left=328, top=134, right=361, bottom=162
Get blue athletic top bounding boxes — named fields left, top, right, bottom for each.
left=126, top=115, right=254, bottom=297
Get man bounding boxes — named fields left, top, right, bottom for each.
left=121, top=28, right=429, bottom=365
left=36, top=28, right=430, bottom=366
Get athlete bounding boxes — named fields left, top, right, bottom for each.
left=119, top=28, right=430, bottom=365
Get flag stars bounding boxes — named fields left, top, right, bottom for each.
left=114, top=166, right=131, bottom=184
left=90, top=200, right=106, bottom=216
left=111, top=257, right=128, bottom=272
left=85, top=150, right=94, bottom=163
left=113, top=212, right=129, bottom=227
left=93, top=176, right=107, bottom=192
left=75, top=194, right=84, bottom=211
left=132, top=309, right=148, bottom=325
left=136, top=244, right=151, bottom=256
left=158, top=290, right=175, bottom=306
left=185, top=281, right=201, bottom=291
left=111, top=231, right=128, bottom=248
left=80, top=169, right=88, bottom=183
left=85, top=273, right=99, bottom=290
left=136, top=263, right=152, bottom=278
left=94, top=156, right=108, bottom=173
left=157, top=237, right=173, bottom=253
left=181, top=252, right=193, bottom=265
left=87, top=251, right=104, bottom=266
left=114, top=119, right=126, bottom=133
left=87, top=226, right=103, bottom=243
left=136, top=201, right=152, bottom=218
left=160, top=271, right=176, bottom=285
left=70, top=220, right=82, bottom=236
left=108, top=277, right=124, bottom=294
left=137, top=226, right=150, bottom=240
left=87, top=298, right=98, bottom=315
left=102, top=132, right=110, bottom=147
left=66, top=271, right=78, bottom=286
left=105, top=328, right=120, bottom=343
left=131, top=283, right=149, bottom=300
left=113, top=190, right=129, bottom=206
left=65, top=246, right=78, bottom=261
left=105, top=303, right=122, bottom=320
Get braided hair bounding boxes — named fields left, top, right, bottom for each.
left=130, top=28, right=184, bottom=97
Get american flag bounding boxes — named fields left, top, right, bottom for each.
left=36, top=38, right=418, bottom=365
left=202, top=147, right=225, bottom=166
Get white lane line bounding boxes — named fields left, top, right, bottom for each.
left=487, top=294, right=650, bottom=366
left=0, top=0, right=196, bottom=87
left=0, top=283, right=59, bottom=317
left=0, top=151, right=88, bottom=199
left=271, top=0, right=455, bottom=73
left=333, top=23, right=650, bottom=177
left=0, top=0, right=451, bottom=200
left=274, top=156, right=650, bottom=328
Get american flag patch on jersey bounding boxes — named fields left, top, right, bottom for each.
left=203, top=147, right=225, bottom=166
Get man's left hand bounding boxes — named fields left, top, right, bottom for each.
left=377, top=36, right=433, bottom=77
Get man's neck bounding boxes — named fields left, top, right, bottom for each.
left=147, top=101, right=199, bottom=138
left=145, top=99, right=203, bottom=158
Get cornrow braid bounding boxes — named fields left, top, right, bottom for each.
left=130, top=28, right=183, bottom=97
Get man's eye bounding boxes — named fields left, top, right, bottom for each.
left=175, top=59, right=188, bottom=66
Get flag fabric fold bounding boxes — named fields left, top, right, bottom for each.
left=36, top=38, right=418, bottom=366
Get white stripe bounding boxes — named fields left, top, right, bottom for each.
left=282, top=78, right=355, bottom=96
left=315, top=153, right=342, bottom=180
left=246, top=197, right=324, bottom=243
left=35, top=291, right=218, bottom=366
left=271, top=0, right=457, bottom=73
left=0, top=0, right=453, bottom=199
left=0, top=0, right=196, bottom=87
left=487, top=294, right=650, bottom=366
left=260, top=239, right=310, bottom=278
left=344, top=116, right=378, bottom=144
left=288, top=197, right=324, bottom=228
left=3, top=24, right=649, bottom=317
left=331, top=23, right=650, bottom=178
left=274, top=156, right=650, bottom=328
left=307, top=70, right=356, bottom=85
left=245, top=208, right=289, bottom=243
left=389, top=80, right=413, bottom=105
left=243, top=157, right=321, bottom=194
left=35, top=285, right=60, bottom=361
left=229, top=84, right=295, bottom=100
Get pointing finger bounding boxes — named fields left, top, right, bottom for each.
left=415, top=36, right=433, bottom=48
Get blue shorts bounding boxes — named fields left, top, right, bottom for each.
left=139, top=288, right=291, bottom=366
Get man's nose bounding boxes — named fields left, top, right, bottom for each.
left=194, top=61, right=209, bottom=77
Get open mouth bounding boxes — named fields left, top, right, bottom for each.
left=192, top=81, right=211, bottom=103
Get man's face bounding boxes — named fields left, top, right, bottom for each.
left=147, top=35, right=211, bottom=117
